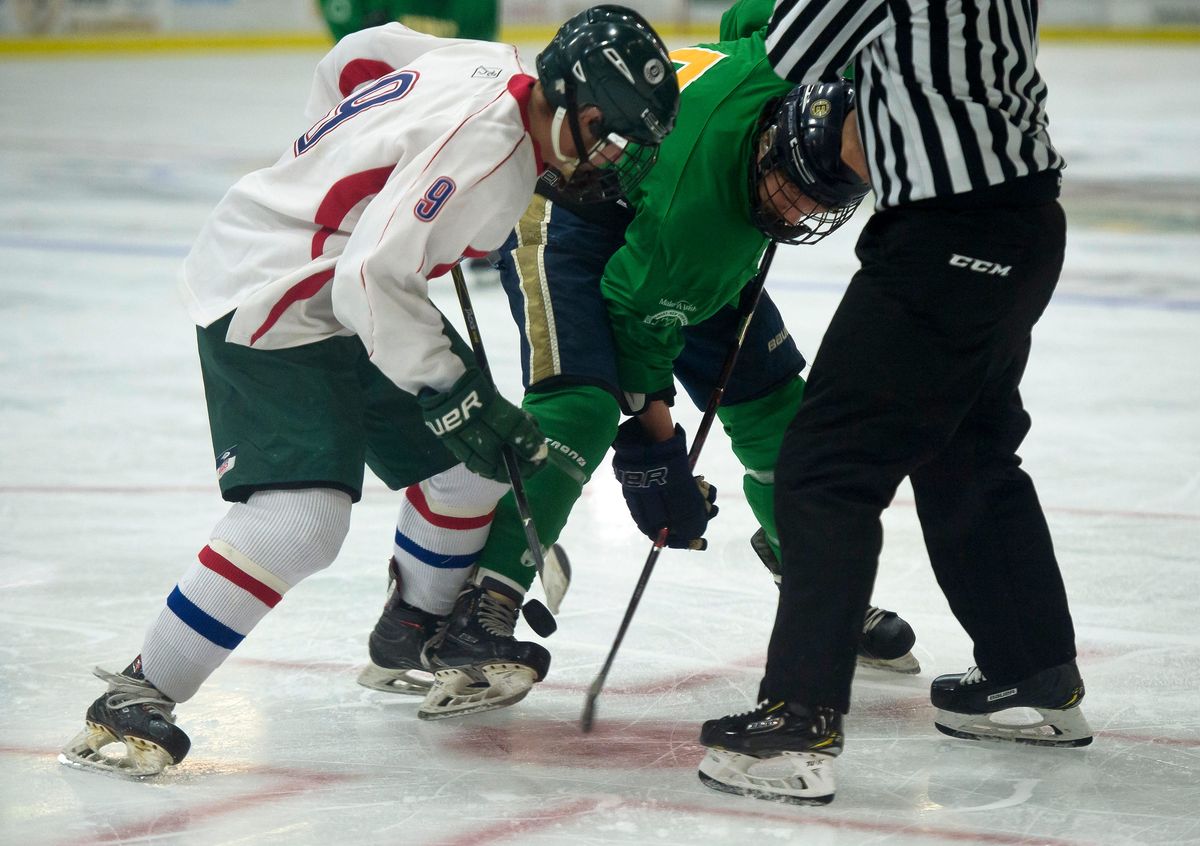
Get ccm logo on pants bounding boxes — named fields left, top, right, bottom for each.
left=949, top=254, right=1011, bottom=276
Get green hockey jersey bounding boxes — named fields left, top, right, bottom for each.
left=600, top=16, right=791, bottom=396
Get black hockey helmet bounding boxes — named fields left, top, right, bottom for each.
left=536, top=4, right=679, bottom=203
left=750, top=80, right=869, bottom=245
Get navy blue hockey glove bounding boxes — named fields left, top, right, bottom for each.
left=419, top=369, right=547, bottom=483
left=611, top=418, right=718, bottom=550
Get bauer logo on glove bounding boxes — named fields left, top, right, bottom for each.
left=422, top=390, right=484, bottom=436
left=418, top=370, right=547, bottom=483
left=611, top=418, right=719, bottom=550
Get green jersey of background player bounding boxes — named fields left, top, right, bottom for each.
left=318, top=0, right=497, bottom=42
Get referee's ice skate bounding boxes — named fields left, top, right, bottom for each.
left=750, top=529, right=920, bottom=673
left=59, top=661, right=190, bottom=778
left=418, top=577, right=550, bottom=720
left=698, top=701, right=842, bottom=805
left=357, top=559, right=440, bottom=694
left=932, top=661, right=1092, bottom=747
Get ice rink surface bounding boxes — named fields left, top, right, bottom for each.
left=1, top=39, right=1198, bottom=846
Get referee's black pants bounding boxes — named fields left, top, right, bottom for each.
left=763, top=199, right=1077, bottom=713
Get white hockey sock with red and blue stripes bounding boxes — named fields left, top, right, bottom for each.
left=394, top=464, right=510, bottom=615
left=138, top=488, right=351, bottom=702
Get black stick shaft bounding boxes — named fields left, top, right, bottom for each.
left=450, top=263, right=546, bottom=577
left=580, top=242, right=778, bottom=732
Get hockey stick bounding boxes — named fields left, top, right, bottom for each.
left=449, top=263, right=553, bottom=619
left=580, top=241, right=779, bottom=732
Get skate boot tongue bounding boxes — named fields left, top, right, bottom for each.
left=961, top=666, right=986, bottom=685
left=121, top=655, right=147, bottom=681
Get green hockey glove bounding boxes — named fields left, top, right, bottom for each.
left=419, top=369, right=547, bottom=483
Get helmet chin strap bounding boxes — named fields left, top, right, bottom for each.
left=550, top=89, right=598, bottom=180
left=549, top=106, right=581, bottom=176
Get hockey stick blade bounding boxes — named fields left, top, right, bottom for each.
left=580, top=534, right=667, bottom=733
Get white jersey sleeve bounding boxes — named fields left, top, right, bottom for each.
left=180, top=28, right=543, bottom=396
left=302, top=23, right=454, bottom=123
left=330, top=87, right=539, bottom=394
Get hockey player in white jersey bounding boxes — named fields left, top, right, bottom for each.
left=60, top=5, right=679, bottom=778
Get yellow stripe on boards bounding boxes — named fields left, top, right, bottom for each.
left=4, top=24, right=1199, bottom=58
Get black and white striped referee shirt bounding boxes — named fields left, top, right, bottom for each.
left=766, top=0, right=1065, bottom=209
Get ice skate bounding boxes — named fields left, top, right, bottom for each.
left=751, top=529, right=920, bottom=673
left=932, top=661, right=1092, bottom=747
left=418, top=577, right=550, bottom=720
left=698, top=700, right=843, bottom=805
left=857, top=605, right=920, bottom=673
left=59, top=661, right=190, bottom=778
left=357, top=559, right=441, bottom=694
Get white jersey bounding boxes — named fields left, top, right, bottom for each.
left=179, top=24, right=544, bottom=394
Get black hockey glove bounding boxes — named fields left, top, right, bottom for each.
left=611, top=418, right=718, bottom=550
left=419, top=369, right=547, bottom=484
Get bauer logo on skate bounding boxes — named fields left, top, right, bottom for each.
left=424, top=391, right=483, bottom=435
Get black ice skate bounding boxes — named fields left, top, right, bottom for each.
left=932, top=661, right=1092, bottom=747
left=751, top=528, right=920, bottom=673
left=357, top=558, right=441, bottom=695
left=698, top=701, right=843, bottom=805
left=418, top=576, right=551, bottom=720
left=59, top=660, right=190, bottom=778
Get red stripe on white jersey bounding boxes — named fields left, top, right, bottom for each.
left=312, top=165, right=396, bottom=258
left=249, top=268, right=335, bottom=345
left=339, top=59, right=396, bottom=97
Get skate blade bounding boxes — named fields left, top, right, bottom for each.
left=59, top=724, right=174, bottom=778
left=698, top=749, right=836, bottom=805
left=934, top=704, right=1093, bottom=747
left=417, top=664, right=537, bottom=721
left=357, top=661, right=433, bottom=695
left=856, top=650, right=921, bottom=674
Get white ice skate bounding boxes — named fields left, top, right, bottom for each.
left=931, top=663, right=1093, bottom=747
left=416, top=579, right=551, bottom=720
left=933, top=702, right=1093, bottom=747
left=418, top=662, right=540, bottom=720
left=698, top=748, right=837, bottom=805
left=356, top=662, right=434, bottom=695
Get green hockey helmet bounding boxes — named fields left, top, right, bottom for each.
left=536, top=4, right=679, bottom=203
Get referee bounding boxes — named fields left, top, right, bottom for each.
left=697, top=0, right=1091, bottom=805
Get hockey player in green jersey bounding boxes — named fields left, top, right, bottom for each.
left=359, top=0, right=920, bottom=719
left=318, top=0, right=497, bottom=42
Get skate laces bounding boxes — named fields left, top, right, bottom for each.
left=862, top=605, right=891, bottom=633
left=476, top=591, right=519, bottom=639
left=93, top=667, right=177, bottom=717
left=962, top=666, right=987, bottom=685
